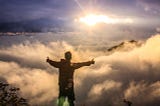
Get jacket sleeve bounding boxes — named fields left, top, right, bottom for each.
left=47, top=59, right=61, bottom=68
left=72, top=61, right=93, bottom=69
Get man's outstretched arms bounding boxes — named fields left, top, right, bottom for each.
left=73, top=59, right=95, bottom=69
left=46, top=57, right=61, bottom=68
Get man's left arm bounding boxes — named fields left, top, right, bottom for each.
left=73, top=59, right=95, bottom=69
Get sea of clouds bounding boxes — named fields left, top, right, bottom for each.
left=0, top=34, right=160, bottom=106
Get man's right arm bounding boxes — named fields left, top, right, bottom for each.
left=46, top=57, right=61, bottom=68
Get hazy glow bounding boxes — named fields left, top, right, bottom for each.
left=79, top=14, right=133, bottom=26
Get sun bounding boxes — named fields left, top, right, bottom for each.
left=79, top=14, right=108, bottom=26
left=79, top=14, right=98, bottom=26
left=78, top=14, right=133, bottom=26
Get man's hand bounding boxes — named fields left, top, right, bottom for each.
left=46, top=57, right=50, bottom=62
left=91, top=58, right=95, bottom=64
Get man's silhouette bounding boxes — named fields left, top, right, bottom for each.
left=46, top=51, right=95, bottom=106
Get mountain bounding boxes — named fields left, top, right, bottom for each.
left=107, top=40, right=142, bottom=53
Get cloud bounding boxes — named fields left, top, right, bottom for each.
left=0, top=61, right=58, bottom=105
left=0, top=34, right=160, bottom=106
left=156, top=27, right=160, bottom=32
left=137, top=0, right=160, bottom=13
left=124, top=81, right=160, bottom=106
left=0, top=0, right=79, bottom=23
left=88, top=80, right=122, bottom=101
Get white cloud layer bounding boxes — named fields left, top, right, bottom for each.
left=0, top=34, right=160, bottom=106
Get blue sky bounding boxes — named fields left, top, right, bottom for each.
left=0, top=0, right=160, bottom=22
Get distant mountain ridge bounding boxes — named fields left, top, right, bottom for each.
left=107, top=40, right=142, bottom=53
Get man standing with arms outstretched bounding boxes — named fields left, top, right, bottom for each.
left=46, top=51, right=95, bottom=106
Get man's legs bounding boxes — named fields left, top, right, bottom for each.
left=58, top=96, right=74, bottom=106
left=68, top=98, right=74, bottom=106
left=58, top=85, right=75, bottom=106
left=67, top=86, right=75, bottom=106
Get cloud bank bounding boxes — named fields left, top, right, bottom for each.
left=0, top=34, right=160, bottom=106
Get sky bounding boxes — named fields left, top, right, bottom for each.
left=0, top=0, right=160, bottom=106
left=0, top=0, right=160, bottom=35
left=0, top=0, right=160, bottom=22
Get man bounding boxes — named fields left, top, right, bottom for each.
left=46, top=51, right=95, bottom=106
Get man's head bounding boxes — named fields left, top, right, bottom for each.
left=65, top=51, right=72, bottom=61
